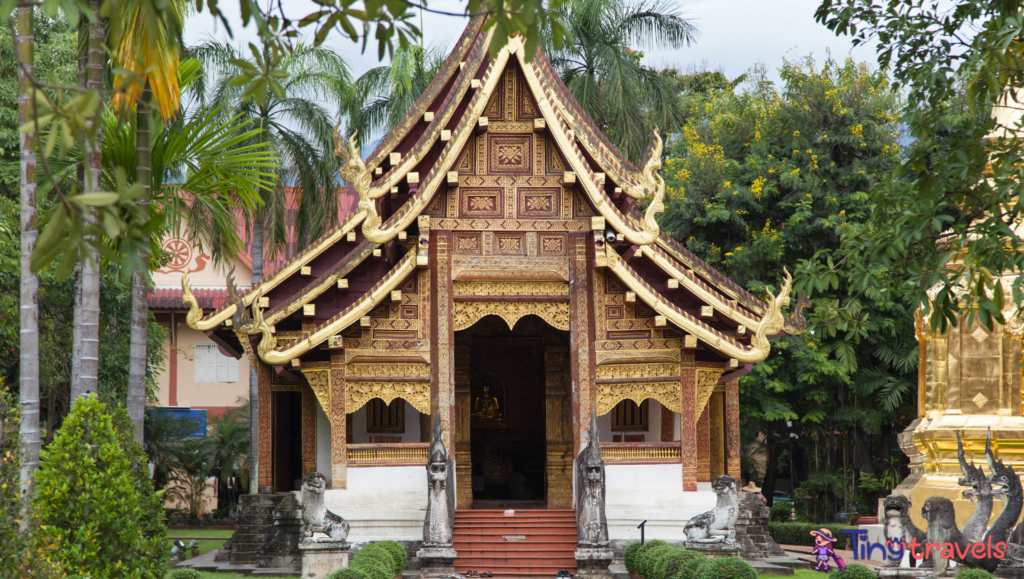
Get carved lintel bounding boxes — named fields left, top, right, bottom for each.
left=453, top=301, right=569, bottom=332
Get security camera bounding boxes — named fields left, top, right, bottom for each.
left=604, top=230, right=617, bottom=243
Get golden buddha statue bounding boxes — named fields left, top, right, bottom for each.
left=472, top=379, right=502, bottom=420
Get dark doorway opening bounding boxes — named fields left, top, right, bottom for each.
left=465, top=315, right=548, bottom=508
left=272, top=391, right=303, bottom=491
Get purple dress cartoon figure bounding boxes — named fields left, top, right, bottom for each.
left=810, top=528, right=846, bottom=572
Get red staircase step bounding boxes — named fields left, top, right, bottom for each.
left=453, top=509, right=578, bottom=576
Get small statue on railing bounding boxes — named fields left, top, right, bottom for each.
left=423, top=416, right=455, bottom=548
left=576, top=410, right=609, bottom=548
left=301, top=472, right=350, bottom=543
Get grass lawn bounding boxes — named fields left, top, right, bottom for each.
left=774, top=571, right=829, bottom=579
left=165, top=528, right=234, bottom=538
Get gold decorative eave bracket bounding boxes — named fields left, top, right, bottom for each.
left=181, top=209, right=369, bottom=332
left=257, top=247, right=420, bottom=365
left=605, top=244, right=793, bottom=364
left=516, top=49, right=663, bottom=246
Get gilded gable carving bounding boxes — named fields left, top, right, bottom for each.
left=453, top=301, right=570, bottom=332
left=696, top=368, right=725, bottom=419
left=596, top=382, right=681, bottom=416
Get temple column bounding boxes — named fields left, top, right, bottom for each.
left=257, top=361, right=273, bottom=492
left=696, top=407, right=711, bottom=482
left=301, top=386, right=317, bottom=476
left=430, top=230, right=456, bottom=451
left=569, top=232, right=596, bottom=455
left=545, top=345, right=572, bottom=508
left=330, top=349, right=347, bottom=489
left=726, top=379, right=741, bottom=480
left=455, top=334, right=472, bottom=509
left=680, top=351, right=697, bottom=491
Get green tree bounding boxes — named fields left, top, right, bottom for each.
left=658, top=56, right=914, bottom=514
left=32, top=395, right=167, bottom=578
left=543, top=0, right=697, bottom=158
left=346, top=43, right=447, bottom=139
left=808, top=0, right=1024, bottom=331
left=193, top=39, right=349, bottom=493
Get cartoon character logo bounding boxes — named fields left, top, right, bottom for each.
left=810, top=528, right=846, bottom=572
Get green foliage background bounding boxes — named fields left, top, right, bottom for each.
left=658, top=55, right=916, bottom=515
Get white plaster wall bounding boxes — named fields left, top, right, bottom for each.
left=316, top=401, right=332, bottom=487
left=605, top=463, right=716, bottom=541
left=324, top=466, right=428, bottom=542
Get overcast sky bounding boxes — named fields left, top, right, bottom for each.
left=182, top=0, right=880, bottom=89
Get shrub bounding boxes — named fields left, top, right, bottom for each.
left=356, top=559, right=393, bottom=579
left=354, top=542, right=402, bottom=576
left=32, top=395, right=167, bottom=578
left=671, top=553, right=708, bottom=579
left=770, top=501, right=792, bottom=522
left=829, top=563, right=876, bottom=579
left=654, top=549, right=705, bottom=579
left=767, top=523, right=857, bottom=549
left=378, top=540, right=408, bottom=573
left=331, top=568, right=367, bottom=579
left=694, top=557, right=757, bottom=579
left=635, top=541, right=673, bottom=578
left=165, top=570, right=203, bottom=579
left=623, top=541, right=643, bottom=572
left=955, top=570, right=995, bottom=579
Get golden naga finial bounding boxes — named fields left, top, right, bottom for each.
left=246, top=288, right=277, bottom=358
left=751, top=268, right=795, bottom=354
left=181, top=270, right=205, bottom=329
left=637, top=126, right=665, bottom=237
left=333, top=126, right=382, bottom=240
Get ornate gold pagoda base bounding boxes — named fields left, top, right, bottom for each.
left=895, top=414, right=1024, bottom=529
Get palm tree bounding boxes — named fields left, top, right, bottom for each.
left=191, top=39, right=350, bottom=494
left=543, top=0, right=698, bottom=159
left=17, top=4, right=40, bottom=498
left=345, top=43, right=447, bottom=139
left=110, top=0, right=188, bottom=443
left=71, top=0, right=105, bottom=403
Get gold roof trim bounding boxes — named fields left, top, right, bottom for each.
left=604, top=244, right=794, bottom=363
left=180, top=210, right=368, bottom=331
left=257, top=247, right=421, bottom=365
left=516, top=49, right=663, bottom=245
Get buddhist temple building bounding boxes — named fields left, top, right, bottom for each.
left=179, top=18, right=805, bottom=553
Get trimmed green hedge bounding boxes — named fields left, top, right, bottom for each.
left=955, top=570, right=995, bottom=579
left=694, top=557, right=756, bottom=579
left=623, top=542, right=643, bottom=572
left=767, top=523, right=857, bottom=549
left=829, top=563, right=876, bottom=579
left=770, top=502, right=792, bottom=522
left=331, top=540, right=408, bottom=579
left=618, top=541, right=708, bottom=579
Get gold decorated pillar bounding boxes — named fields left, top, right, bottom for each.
left=680, top=350, right=697, bottom=491
left=709, top=393, right=725, bottom=479
left=569, top=232, right=596, bottom=454
left=726, top=379, right=741, bottom=480
left=455, top=335, right=472, bottom=508
left=257, top=361, right=274, bottom=491
left=696, top=407, right=710, bottom=482
left=330, top=349, right=347, bottom=489
left=546, top=345, right=572, bottom=508
left=431, top=230, right=456, bottom=450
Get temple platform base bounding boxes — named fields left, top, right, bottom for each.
left=299, top=541, right=350, bottom=579
left=416, top=547, right=457, bottom=579
left=681, top=540, right=739, bottom=559
left=575, top=548, right=614, bottom=579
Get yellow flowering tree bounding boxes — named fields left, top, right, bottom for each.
left=659, top=55, right=910, bottom=516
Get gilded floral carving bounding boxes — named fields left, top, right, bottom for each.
left=347, top=363, right=430, bottom=378
left=596, top=382, right=681, bottom=415
left=695, top=368, right=724, bottom=419
left=453, top=301, right=570, bottom=331
left=453, top=281, right=568, bottom=296
left=303, top=369, right=332, bottom=413
left=348, top=381, right=431, bottom=415
left=595, top=363, right=679, bottom=380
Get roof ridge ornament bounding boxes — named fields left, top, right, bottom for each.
left=639, top=126, right=666, bottom=236
left=333, top=128, right=382, bottom=242
left=750, top=268, right=795, bottom=355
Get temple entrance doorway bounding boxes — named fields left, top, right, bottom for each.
left=457, top=315, right=570, bottom=509
left=271, top=390, right=303, bottom=492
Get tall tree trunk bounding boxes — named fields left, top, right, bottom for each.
left=249, top=218, right=263, bottom=493
left=127, top=83, right=152, bottom=443
left=70, top=18, right=86, bottom=402
left=74, top=0, right=105, bottom=401
left=17, top=5, right=40, bottom=501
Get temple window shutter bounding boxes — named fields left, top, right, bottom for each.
left=194, top=343, right=239, bottom=383
left=366, top=399, right=405, bottom=433
left=611, top=399, right=648, bottom=432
